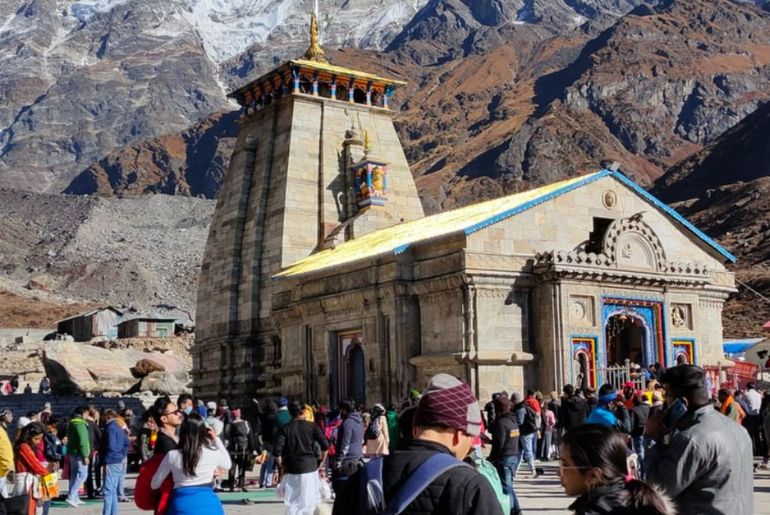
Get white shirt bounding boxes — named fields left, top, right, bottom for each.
left=745, top=389, right=762, bottom=415
left=151, top=437, right=231, bottom=489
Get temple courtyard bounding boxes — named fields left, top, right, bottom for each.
left=48, top=461, right=770, bottom=514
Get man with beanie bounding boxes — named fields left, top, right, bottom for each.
left=332, top=374, right=504, bottom=515
left=645, top=365, right=753, bottom=515
left=490, top=395, right=522, bottom=515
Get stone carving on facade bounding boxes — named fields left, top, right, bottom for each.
left=602, top=190, right=618, bottom=209
left=570, top=296, right=595, bottom=326
left=671, top=305, right=689, bottom=329
left=534, top=215, right=710, bottom=287
left=602, top=215, right=667, bottom=270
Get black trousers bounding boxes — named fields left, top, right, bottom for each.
left=228, top=453, right=250, bottom=490
left=86, top=452, right=102, bottom=497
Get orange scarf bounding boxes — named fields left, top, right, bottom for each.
left=719, top=396, right=746, bottom=423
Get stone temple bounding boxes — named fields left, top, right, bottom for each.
left=193, top=16, right=736, bottom=405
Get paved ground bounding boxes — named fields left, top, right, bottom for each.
left=48, top=461, right=770, bottom=514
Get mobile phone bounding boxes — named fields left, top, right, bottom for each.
left=664, top=398, right=687, bottom=428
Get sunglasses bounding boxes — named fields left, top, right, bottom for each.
left=162, top=409, right=181, bottom=416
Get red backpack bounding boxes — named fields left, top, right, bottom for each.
left=134, top=453, right=173, bottom=514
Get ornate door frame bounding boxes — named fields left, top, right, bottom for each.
left=601, top=297, right=667, bottom=372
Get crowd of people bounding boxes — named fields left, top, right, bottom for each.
left=0, top=364, right=763, bottom=515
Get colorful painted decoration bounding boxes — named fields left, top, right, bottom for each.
left=355, top=161, right=388, bottom=208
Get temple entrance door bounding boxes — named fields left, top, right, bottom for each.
left=348, top=344, right=366, bottom=406
left=333, top=331, right=366, bottom=406
left=605, top=314, right=646, bottom=367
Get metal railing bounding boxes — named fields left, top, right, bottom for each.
left=600, top=359, right=645, bottom=390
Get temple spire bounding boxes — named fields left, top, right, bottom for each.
left=304, top=1, right=328, bottom=63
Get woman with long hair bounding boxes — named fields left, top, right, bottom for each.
left=559, top=424, right=675, bottom=515
left=150, top=413, right=231, bottom=515
left=14, top=422, right=51, bottom=515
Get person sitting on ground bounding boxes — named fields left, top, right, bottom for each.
left=151, top=413, right=231, bottom=515
left=559, top=424, right=674, bottom=515
left=332, top=374, right=504, bottom=515
left=38, top=376, right=51, bottom=395
left=645, top=365, right=753, bottom=515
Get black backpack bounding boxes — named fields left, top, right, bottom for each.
left=230, top=420, right=250, bottom=452
left=519, top=406, right=538, bottom=435
left=365, top=415, right=381, bottom=441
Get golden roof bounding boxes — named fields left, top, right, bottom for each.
left=287, top=59, right=407, bottom=86
left=275, top=172, right=604, bottom=279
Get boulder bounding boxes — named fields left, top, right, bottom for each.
left=139, top=371, right=190, bottom=396
left=133, top=359, right=165, bottom=377
left=42, top=341, right=189, bottom=395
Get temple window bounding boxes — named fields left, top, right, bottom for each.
left=370, top=89, right=383, bottom=108
left=318, top=81, right=332, bottom=98
left=353, top=88, right=366, bottom=104
left=587, top=217, right=613, bottom=254
left=336, top=84, right=349, bottom=101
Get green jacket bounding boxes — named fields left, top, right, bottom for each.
left=67, top=417, right=91, bottom=458
left=386, top=410, right=399, bottom=452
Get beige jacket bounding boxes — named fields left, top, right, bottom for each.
left=365, top=415, right=389, bottom=457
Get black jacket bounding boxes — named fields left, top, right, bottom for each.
left=629, top=405, right=649, bottom=438
left=490, top=413, right=520, bottom=462
left=332, top=439, right=504, bottom=515
left=559, top=396, right=587, bottom=430
left=274, top=419, right=329, bottom=475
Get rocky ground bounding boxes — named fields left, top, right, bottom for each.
left=0, top=189, right=214, bottom=323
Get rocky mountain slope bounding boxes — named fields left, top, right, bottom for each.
left=0, top=0, right=428, bottom=193
left=0, top=189, right=214, bottom=321
left=652, top=101, right=770, bottom=336
left=27, top=0, right=770, bottom=215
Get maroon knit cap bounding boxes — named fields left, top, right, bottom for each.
left=413, top=374, right=482, bottom=436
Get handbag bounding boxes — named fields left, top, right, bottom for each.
left=4, top=471, right=34, bottom=498
left=39, top=473, right=59, bottom=501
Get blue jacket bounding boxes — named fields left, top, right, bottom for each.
left=101, top=420, right=129, bottom=465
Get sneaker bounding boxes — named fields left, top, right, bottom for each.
left=77, top=500, right=86, bottom=506
left=65, top=499, right=80, bottom=508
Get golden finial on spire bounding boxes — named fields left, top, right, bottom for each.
left=364, top=130, right=373, bottom=155
left=304, top=3, right=328, bottom=63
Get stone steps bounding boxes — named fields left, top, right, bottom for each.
left=0, top=393, right=152, bottom=423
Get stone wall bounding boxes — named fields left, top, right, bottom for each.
left=195, top=93, right=425, bottom=401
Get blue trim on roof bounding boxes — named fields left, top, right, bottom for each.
left=393, top=243, right=410, bottom=255
left=609, top=171, right=736, bottom=263
left=463, top=170, right=613, bottom=236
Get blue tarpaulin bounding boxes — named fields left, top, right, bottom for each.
left=723, top=339, right=764, bottom=356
